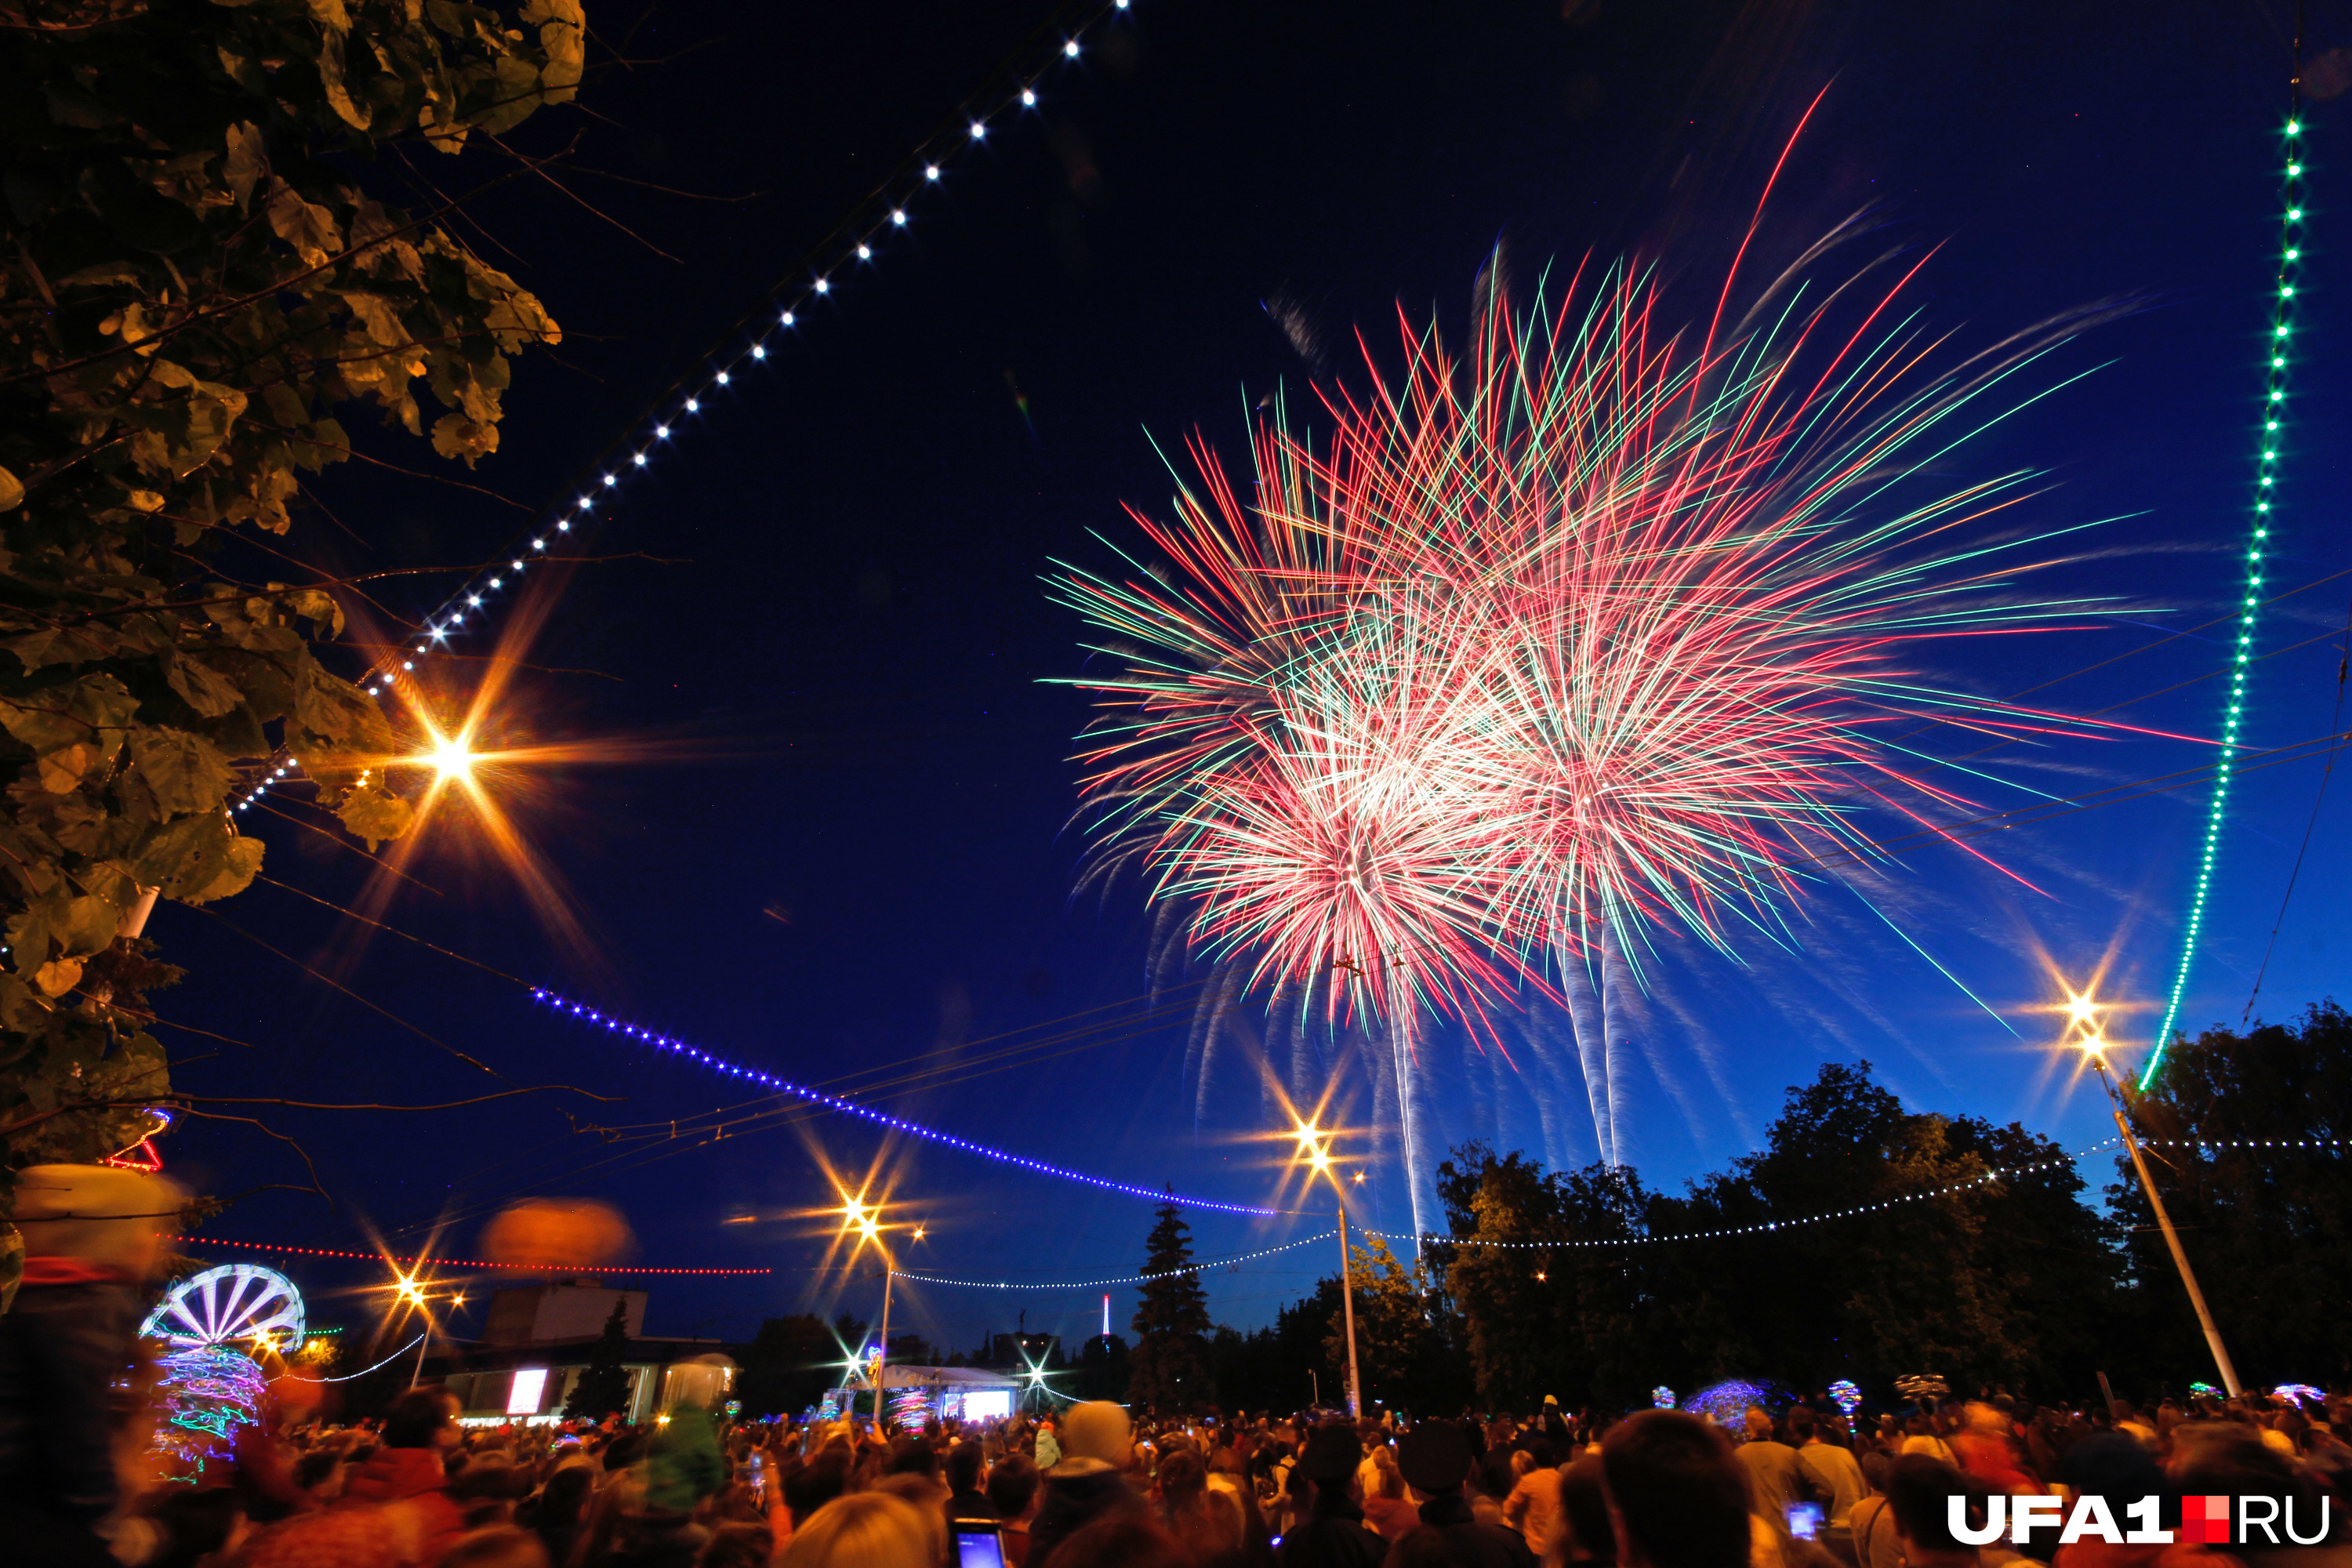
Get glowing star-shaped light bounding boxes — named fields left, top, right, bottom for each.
left=428, top=736, right=475, bottom=782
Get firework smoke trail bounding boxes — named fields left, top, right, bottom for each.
left=1052, top=246, right=2151, bottom=1200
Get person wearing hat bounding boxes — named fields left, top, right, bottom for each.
left=1026, top=1401, right=1145, bottom=1565
left=0, top=1163, right=183, bottom=1567
left=1399, top=1418, right=1538, bottom=1568
left=1276, top=1423, right=1386, bottom=1568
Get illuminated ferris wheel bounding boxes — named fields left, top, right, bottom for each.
left=141, top=1264, right=307, bottom=1352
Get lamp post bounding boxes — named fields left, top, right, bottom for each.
left=840, top=1192, right=921, bottom=1427
left=1294, top=1121, right=1363, bottom=1418
left=2065, top=993, right=2241, bottom=1396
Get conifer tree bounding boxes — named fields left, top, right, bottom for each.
left=564, top=1299, right=636, bottom=1420
left=1128, top=1200, right=1213, bottom=1411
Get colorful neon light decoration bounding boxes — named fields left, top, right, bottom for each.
left=142, top=1264, right=306, bottom=1351
left=532, top=986, right=1280, bottom=1217
left=2147, top=113, right=2309, bottom=1085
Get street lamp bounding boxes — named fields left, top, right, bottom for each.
left=2061, top=988, right=2241, bottom=1396
left=838, top=1188, right=923, bottom=1428
left=1294, top=1120, right=1364, bottom=1418
left=382, top=1268, right=459, bottom=1388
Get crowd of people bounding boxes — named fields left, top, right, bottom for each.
left=5, top=1167, right=2350, bottom=1568
left=12, top=1375, right=2352, bottom=1568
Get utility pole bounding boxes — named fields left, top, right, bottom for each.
left=1337, top=1198, right=1363, bottom=1417
left=2091, top=1047, right=2241, bottom=1396
left=875, top=1264, right=895, bottom=1427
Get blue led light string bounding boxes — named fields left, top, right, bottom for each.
left=531, top=986, right=1279, bottom=1217
left=234, top=0, right=1149, bottom=817
left=2144, top=106, right=2310, bottom=1087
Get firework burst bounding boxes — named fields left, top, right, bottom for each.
left=1054, top=236, right=2143, bottom=1190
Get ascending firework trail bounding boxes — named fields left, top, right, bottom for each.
left=1053, top=222, right=2155, bottom=1237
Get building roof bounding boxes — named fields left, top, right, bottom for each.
left=846, top=1363, right=1019, bottom=1391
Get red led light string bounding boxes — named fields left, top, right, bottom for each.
left=194, top=1237, right=768, bottom=1276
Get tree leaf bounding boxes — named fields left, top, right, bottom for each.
left=222, top=122, right=265, bottom=212
left=291, top=661, right=390, bottom=750
left=31, top=958, right=83, bottom=998
left=125, top=729, right=233, bottom=818
left=334, top=785, right=412, bottom=849
left=0, top=466, right=20, bottom=514
left=163, top=652, right=243, bottom=718
left=265, top=178, right=342, bottom=268
left=34, top=744, right=96, bottom=794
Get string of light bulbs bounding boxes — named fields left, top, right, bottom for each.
left=314, top=1334, right=426, bottom=1382
left=891, top=1234, right=1328, bottom=1290
left=531, top=985, right=1282, bottom=1218
left=194, top=1236, right=771, bottom=1276
left=2144, top=104, right=2310, bottom=1086
left=1356, top=1140, right=2130, bottom=1252
left=810, top=1134, right=2347, bottom=1292
left=234, top=0, right=1149, bottom=818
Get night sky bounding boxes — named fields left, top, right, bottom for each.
left=162, top=0, right=2351, bottom=1362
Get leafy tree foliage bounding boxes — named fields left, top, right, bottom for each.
left=564, top=1298, right=634, bottom=1420
left=2117, top=1003, right=2352, bottom=1387
left=1421, top=1061, right=2124, bottom=1411
left=1434, top=1144, right=1648, bottom=1410
left=1210, top=1278, right=1339, bottom=1414
left=1129, top=1200, right=1214, bottom=1412
left=1327, top=1235, right=1465, bottom=1414
left=1070, top=1330, right=1131, bottom=1404
left=0, top=0, right=577, bottom=1198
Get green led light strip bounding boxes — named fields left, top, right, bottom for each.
left=2146, top=114, right=2307, bottom=1088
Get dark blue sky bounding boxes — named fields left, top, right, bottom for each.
left=165, top=0, right=2350, bottom=1359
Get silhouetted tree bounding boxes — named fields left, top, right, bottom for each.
left=2117, top=1003, right=2352, bottom=1388
left=1129, top=1202, right=1213, bottom=1412
left=738, top=1312, right=860, bottom=1418
left=564, top=1301, right=635, bottom=1420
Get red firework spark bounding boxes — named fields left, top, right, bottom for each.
left=1051, top=245, right=2140, bottom=1034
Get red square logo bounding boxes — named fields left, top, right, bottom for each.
left=2180, top=1497, right=2232, bottom=1544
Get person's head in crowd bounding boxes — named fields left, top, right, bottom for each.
left=779, top=1491, right=938, bottom=1568
left=383, top=1388, right=461, bottom=1450
left=696, top=1523, right=775, bottom=1568
left=1559, top=1454, right=1617, bottom=1566
left=887, top=1436, right=938, bottom=1479
left=1156, top=1446, right=1208, bottom=1508
left=536, top=1465, right=594, bottom=1530
left=2169, top=1422, right=2312, bottom=1532
left=1600, top=1412, right=1750, bottom=1568
left=441, top=1527, right=550, bottom=1568
left=988, top=1453, right=1042, bottom=1524
left=1785, top=1408, right=1816, bottom=1446
left=1399, top=1419, right=1475, bottom=1501
left=943, top=1439, right=986, bottom=1498
left=1298, top=1424, right=1365, bottom=1497
left=1045, top=1515, right=1192, bottom=1568
left=873, top=1470, right=951, bottom=1526
left=785, top=1456, right=850, bottom=1527
left=2060, top=1432, right=2162, bottom=1504
left=1062, top=1402, right=1136, bottom=1470
left=1885, top=1457, right=1991, bottom=1568
left=451, top=1454, right=521, bottom=1502
left=1479, top=1447, right=1520, bottom=1502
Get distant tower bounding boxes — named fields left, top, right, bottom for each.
left=1101, top=1294, right=1110, bottom=1339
